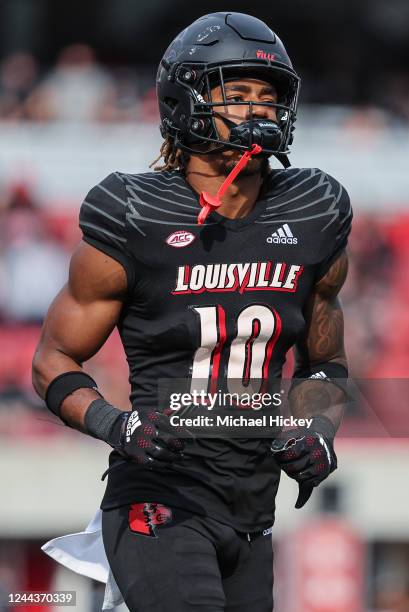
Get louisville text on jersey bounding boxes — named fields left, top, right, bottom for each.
left=172, top=261, right=304, bottom=294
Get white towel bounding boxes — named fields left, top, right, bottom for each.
left=41, top=510, right=124, bottom=610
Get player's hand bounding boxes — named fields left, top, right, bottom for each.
left=109, top=409, right=188, bottom=468
left=271, top=416, right=337, bottom=509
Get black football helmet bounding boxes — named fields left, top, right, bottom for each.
left=157, top=12, right=300, bottom=166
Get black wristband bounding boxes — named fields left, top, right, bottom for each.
left=84, top=398, right=125, bottom=448
left=290, top=363, right=349, bottom=396
left=45, top=371, right=99, bottom=418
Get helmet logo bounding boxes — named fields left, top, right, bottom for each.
left=256, top=50, right=276, bottom=61
left=166, top=230, right=196, bottom=248
left=197, top=25, right=221, bottom=42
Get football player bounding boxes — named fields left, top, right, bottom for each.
left=33, top=12, right=352, bottom=612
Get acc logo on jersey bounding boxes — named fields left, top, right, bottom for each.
left=166, top=230, right=196, bottom=248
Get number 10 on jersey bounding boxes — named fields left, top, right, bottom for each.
left=190, top=304, right=282, bottom=396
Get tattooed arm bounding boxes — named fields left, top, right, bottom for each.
left=271, top=252, right=349, bottom=508
left=290, top=250, right=349, bottom=430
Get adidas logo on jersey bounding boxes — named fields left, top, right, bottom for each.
left=267, top=224, right=298, bottom=245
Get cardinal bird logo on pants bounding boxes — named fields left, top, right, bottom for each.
left=128, top=503, right=172, bottom=537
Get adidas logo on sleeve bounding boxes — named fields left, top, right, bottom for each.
left=267, top=224, right=298, bottom=245
left=310, top=371, right=328, bottom=380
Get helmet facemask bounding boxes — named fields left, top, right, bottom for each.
left=162, top=61, right=300, bottom=160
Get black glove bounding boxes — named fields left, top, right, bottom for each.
left=108, top=408, right=187, bottom=468
left=271, top=416, right=337, bottom=509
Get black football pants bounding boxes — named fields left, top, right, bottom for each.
left=102, top=504, right=274, bottom=612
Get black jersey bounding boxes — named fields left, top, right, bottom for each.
left=79, top=166, right=352, bottom=532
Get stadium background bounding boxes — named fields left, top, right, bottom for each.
left=1, top=1, right=409, bottom=610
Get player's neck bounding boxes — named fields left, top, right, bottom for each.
left=185, top=157, right=263, bottom=220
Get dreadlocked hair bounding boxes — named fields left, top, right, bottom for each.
left=149, top=136, right=189, bottom=172
left=150, top=135, right=272, bottom=179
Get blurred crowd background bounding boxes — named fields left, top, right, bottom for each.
left=0, top=0, right=409, bottom=123
left=1, top=1, right=409, bottom=611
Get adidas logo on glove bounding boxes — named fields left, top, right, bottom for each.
left=267, top=223, right=298, bottom=245
left=126, top=410, right=141, bottom=442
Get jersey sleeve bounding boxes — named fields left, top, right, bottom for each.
left=79, top=172, right=135, bottom=289
left=315, top=174, right=353, bottom=281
